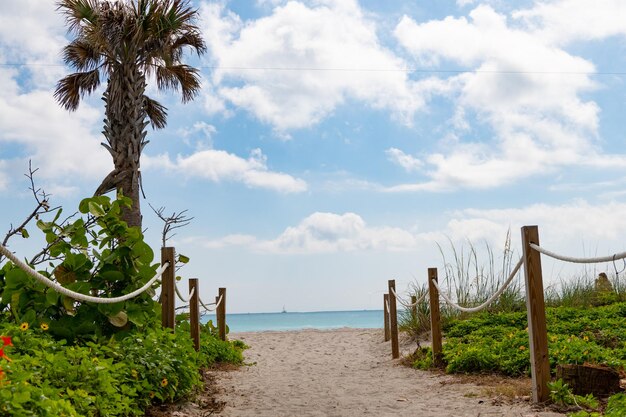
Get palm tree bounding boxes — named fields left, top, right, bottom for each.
left=55, top=0, right=206, bottom=228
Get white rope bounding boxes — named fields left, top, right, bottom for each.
left=0, top=244, right=168, bottom=304
left=175, top=284, right=195, bottom=303
left=390, top=286, right=428, bottom=308
left=200, top=294, right=223, bottom=312
left=385, top=300, right=390, bottom=313
left=529, top=243, right=626, bottom=264
left=432, top=257, right=523, bottom=313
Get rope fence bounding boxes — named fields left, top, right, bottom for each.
left=0, top=243, right=229, bottom=347
left=389, top=286, right=428, bottom=308
left=175, top=284, right=196, bottom=303
left=431, top=257, right=523, bottom=314
left=0, top=243, right=168, bottom=304
left=529, top=243, right=626, bottom=264
left=382, top=225, right=626, bottom=405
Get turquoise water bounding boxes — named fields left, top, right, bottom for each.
left=201, top=310, right=383, bottom=333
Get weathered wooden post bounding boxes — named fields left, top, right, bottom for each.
left=388, top=280, right=400, bottom=359
left=189, top=278, right=200, bottom=351
left=411, top=295, right=418, bottom=321
left=218, top=287, right=227, bottom=341
left=161, top=247, right=176, bottom=329
left=522, top=226, right=550, bottom=404
left=428, top=268, right=443, bottom=367
left=383, top=293, right=390, bottom=342
left=215, top=295, right=220, bottom=330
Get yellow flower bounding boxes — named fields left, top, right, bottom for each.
left=131, top=369, right=138, bottom=379
left=519, top=346, right=526, bottom=351
left=583, top=335, right=589, bottom=341
left=161, top=378, right=168, bottom=387
left=19, top=323, right=28, bottom=331
left=149, top=392, right=155, bottom=399
left=40, top=323, right=49, bottom=331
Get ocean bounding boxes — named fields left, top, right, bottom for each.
left=201, top=310, right=384, bottom=333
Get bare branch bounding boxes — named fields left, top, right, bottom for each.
left=1, top=161, right=59, bottom=263
left=149, top=203, right=193, bottom=247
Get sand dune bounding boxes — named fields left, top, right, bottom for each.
left=213, top=328, right=565, bottom=417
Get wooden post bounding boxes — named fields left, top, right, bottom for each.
left=388, top=280, right=400, bottom=359
left=522, top=226, right=550, bottom=404
left=218, top=287, right=227, bottom=341
left=160, top=247, right=176, bottom=329
left=189, top=278, right=200, bottom=351
left=428, top=268, right=443, bottom=367
left=411, top=295, right=418, bottom=321
left=215, top=295, right=220, bottom=330
left=383, top=293, right=390, bottom=342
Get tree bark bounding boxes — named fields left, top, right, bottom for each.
left=98, top=62, right=147, bottom=229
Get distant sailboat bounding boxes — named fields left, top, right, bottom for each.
left=281, top=305, right=287, bottom=313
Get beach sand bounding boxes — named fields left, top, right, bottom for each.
left=212, top=328, right=565, bottom=417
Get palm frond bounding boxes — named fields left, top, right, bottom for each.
left=143, top=96, right=167, bottom=129
left=155, top=64, right=201, bottom=102
left=62, top=39, right=102, bottom=71
left=55, top=69, right=101, bottom=111
left=56, top=0, right=100, bottom=34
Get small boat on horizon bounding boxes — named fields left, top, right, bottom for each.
left=281, top=305, right=287, bottom=313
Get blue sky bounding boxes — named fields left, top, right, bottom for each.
left=1, top=0, right=626, bottom=313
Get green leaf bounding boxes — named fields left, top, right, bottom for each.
left=98, top=301, right=125, bottom=317
left=20, top=228, right=29, bottom=238
left=108, top=311, right=128, bottom=327
left=5, top=268, right=28, bottom=290
left=46, top=290, right=59, bottom=306
left=62, top=296, right=76, bottom=316
left=88, top=202, right=105, bottom=217
left=126, top=304, right=146, bottom=326
left=36, top=219, right=51, bottom=232
left=99, top=270, right=124, bottom=282
left=178, top=254, right=190, bottom=264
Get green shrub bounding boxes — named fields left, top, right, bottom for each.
left=0, top=320, right=247, bottom=416
left=606, top=393, right=626, bottom=417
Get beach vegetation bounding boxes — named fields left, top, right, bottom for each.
left=0, top=184, right=245, bottom=415
left=399, top=235, right=626, bottom=415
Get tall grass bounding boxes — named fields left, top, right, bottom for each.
left=398, top=231, right=626, bottom=341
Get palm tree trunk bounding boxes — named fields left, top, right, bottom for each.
left=98, top=63, right=147, bottom=229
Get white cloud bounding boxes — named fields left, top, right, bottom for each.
left=513, top=0, right=626, bottom=45
left=193, top=234, right=259, bottom=249
left=437, top=200, right=626, bottom=250
left=390, top=4, right=626, bottom=191
left=258, top=212, right=418, bottom=253
left=0, top=68, right=110, bottom=184
left=0, top=0, right=112, bottom=194
left=199, top=0, right=432, bottom=130
left=386, top=148, right=423, bottom=173
left=144, top=148, right=307, bottom=193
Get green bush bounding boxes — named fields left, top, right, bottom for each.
left=0, top=320, right=246, bottom=416
left=606, top=393, right=626, bottom=417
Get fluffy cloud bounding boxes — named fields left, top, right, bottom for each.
left=144, top=148, right=307, bottom=193
left=388, top=4, right=625, bottom=190
left=199, top=0, right=433, bottom=131
left=434, top=200, right=626, bottom=253
left=513, top=0, right=626, bottom=45
left=189, top=212, right=419, bottom=253
left=0, top=68, right=110, bottom=185
left=386, top=148, right=423, bottom=173
left=0, top=1, right=111, bottom=192
left=257, top=212, right=418, bottom=253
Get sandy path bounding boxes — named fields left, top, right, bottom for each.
left=213, top=329, right=565, bottom=417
